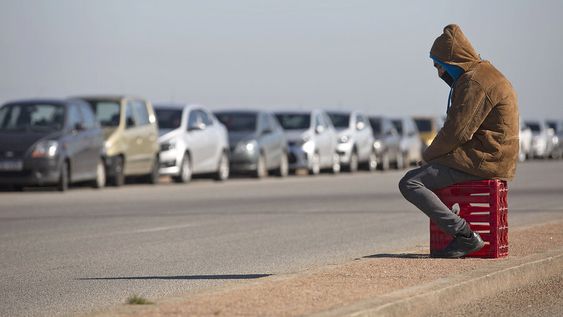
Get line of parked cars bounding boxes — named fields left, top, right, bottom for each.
left=1, top=96, right=558, bottom=192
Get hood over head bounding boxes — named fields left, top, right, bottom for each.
left=430, top=24, right=480, bottom=72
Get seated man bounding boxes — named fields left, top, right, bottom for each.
left=399, top=24, right=519, bottom=258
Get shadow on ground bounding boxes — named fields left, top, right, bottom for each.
left=360, top=253, right=429, bottom=259
left=78, top=274, right=273, bottom=281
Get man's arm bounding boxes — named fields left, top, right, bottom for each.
left=423, top=79, right=490, bottom=162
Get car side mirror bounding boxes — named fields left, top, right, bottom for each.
left=356, top=122, right=365, bottom=131
left=315, top=125, right=324, bottom=134
left=74, top=122, right=86, bottom=131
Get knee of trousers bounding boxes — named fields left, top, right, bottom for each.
left=398, top=171, right=418, bottom=197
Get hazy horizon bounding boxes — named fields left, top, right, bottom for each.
left=1, top=1, right=562, bottom=120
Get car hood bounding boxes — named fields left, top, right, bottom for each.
left=0, top=130, right=61, bottom=153
left=158, top=129, right=181, bottom=142
left=336, top=128, right=353, bottom=138
left=228, top=131, right=257, bottom=145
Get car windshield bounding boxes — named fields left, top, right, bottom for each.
left=87, top=101, right=121, bottom=127
left=215, top=112, right=257, bottom=132
left=0, top=103, right=65, bottom=132
left=546, top=121, right=557, bottom=132
left=155, top=109, right=182, bottom=130
left=391, top=120, right=403, bottom=134
left=526, top=122, right=541, bottom=132
left=369, top=118, right=382, bottom=135
left=274, top=113, right=310, bottom=130
left=327, top=113, right=350, bottom=129
left=414, top=119, right=432, bottom=132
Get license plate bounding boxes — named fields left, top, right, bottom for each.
left=0, top=160, right=23, bottom=171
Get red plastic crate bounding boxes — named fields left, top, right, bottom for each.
left=430, top=179, right=508, bottom=258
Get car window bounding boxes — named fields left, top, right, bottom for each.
left=391, top=120, right=403, bottom=135
left=0, top=103, right=65, bottom=132
left=87, top=101, right=121, bottom=127
left=327, top=112, right=350, bottom=129
left=270, top=113, right=282, bottom=132
left=125, top=102, right=136, bottom=128
left=201, top=110, right=213, bottom=126
left=154, top=108, right=182, bottom=130
left=188, top=110, right=206, bottom=130
left=67, top=104, right=82, bottom=129
left=132, top=100, right=150, bottom=126
left=274, top=113, right=311, bottom=130
left=414, top=119, right=432, bottom=132
left=79, top=103, right=98, bottom=129
left=215, top=112, right=257, bottom=132
left=260, top=113, right=272, bottom=133
left=369, top=118, right=382, bottom=135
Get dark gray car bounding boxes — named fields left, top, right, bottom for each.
left=368, top=116, right=403, bottom=170
left=0, top=99, right=106, bottom=191
left=214, top=110, right=288, bottom=178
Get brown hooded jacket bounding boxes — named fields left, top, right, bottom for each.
left=424, top=24, right=519, bottom=180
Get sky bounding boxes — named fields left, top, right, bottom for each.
left=1, top=0, right=562, bottom=119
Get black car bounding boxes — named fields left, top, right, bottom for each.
left=368, top=116, right=403, bottom=170
left=214, top=110, right=288, bottom=178
left=0, top=99, right=106, bottom=191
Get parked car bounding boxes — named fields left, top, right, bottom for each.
left=154, top=104, right=230, bottom=183
left=368, top=116, right=403, bottom=170
left=274, top=109, right=340, bottom=175
left=326, top=111, right=376, bottom=172
left=546, top=120, right=563, bottom=159
left=78, top=96, right=160, bottom=185
left=413, top=116, right=443, bottom=150
left=519, top=118, right=532, bottom=162
left=524, top=120, right=554, bottom=159
left=0, top=99, right=105, bottom=191
left=214, top=110, right=288, bottom=178
left=391, top=117, right=423, bottom=166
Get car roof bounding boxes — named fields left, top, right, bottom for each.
left=153, top=103, right=202, bottom=111
left=214, top=109, right=263, bottom=115
left=73, top=95, right=139, bottom=102
left=2, top=98, right=69, bottom=106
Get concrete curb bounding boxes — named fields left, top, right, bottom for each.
left=308, top=247, right=563, bottom=317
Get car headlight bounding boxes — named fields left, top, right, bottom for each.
left=302, top=139, right=314, bottom=153
left=373, top=140, right=382, bottom=150
left=338, top=135, right=351, bottom=144
left=236, top=140, right=257, bottom=153
left=31, top=140, right=59, bottom=158
left=160, top=142, right=176, bottom=152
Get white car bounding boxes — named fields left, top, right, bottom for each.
left=519, top=119, right=532, bottom=161
left=391, top=117, right=423, bottom=166
left=154, top=104, right=230, bottom=183
left=327, top=111, right=376, bottom=172
left=275, top=109, right=340, bottom=175
left=524, top=120, right=553, bottom=159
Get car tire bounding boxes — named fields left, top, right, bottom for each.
left=379, top=152, right=390, bottom=171
left=109, top=156, right=125, bottom=187
left=308, top=153, right=321, bottom=176
left=254, top=153, right=268, bottom=179
left=214, top=152, right=230, bottom=181
left=366, top=151, right=377, bottom=172
left=275, top=153, right=289, bottom=178
left=92, top=158, right=106, bottom=189
left=173, top=154, right=192, bottom=184
left=330, top=152, right=341, bottom=174
left=144, top=155, right=160, bottom=184
left=57, top=160, right=69, bottom=192
left=347, top=151, right=359, bottom=173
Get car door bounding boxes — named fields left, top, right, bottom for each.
left=131, top=99, right=157, bottom=173
left=65, top=104, right=90, bottom=181
left=122, top=100, right=143, bottom=174
left=355, top=114, right=372, bottom=160
left=186, top=109, right=208, bottom=173
left=268, top=113, right=286, bottom=167
left=78, top=102, right=103, bottom=179
left=199, top=110, right=221, bottom=171
left=316, top=112, right=332, bottom=166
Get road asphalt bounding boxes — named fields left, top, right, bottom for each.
left=0, top=160, right=562, bottom=317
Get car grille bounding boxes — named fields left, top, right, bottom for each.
left=288, top=152, right=297, bottom=164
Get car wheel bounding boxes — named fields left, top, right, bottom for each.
left=145, top=155, right=160, bottom=184
left=308, top=153, right=321, bottom=176
left=330, top=152, right=341, bottom=174
left=255, top=153, right=268, bottom=179
left=92, top=158, right=106, bottom=189
left=379, top=152, right=390, bottom=171
left=57, top=160, right=69, bottom=192
left=367, top=151, right=377, bottom=172
left=347, top=151, right=359, bottom=173
left=276, top=153, right=289, bottom=177
left=393, top=152, right=403, bottom=170
left=403, top=152, right=410, bottom=168
left=214, top=152, right=230, bottom=181
left=110, top=156, right=125, bottom=187
left=173, top=154, right=192, bottom=184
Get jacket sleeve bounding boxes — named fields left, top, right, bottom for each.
left=423, top=79, right=489, bottom=162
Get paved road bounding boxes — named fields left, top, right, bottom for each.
left=1, top=161, right=563, bottom=317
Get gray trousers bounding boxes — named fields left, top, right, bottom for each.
left=398, top=163, right=483, bottom=236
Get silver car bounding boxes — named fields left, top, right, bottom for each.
left=327, top=111, right=376, bottom=172
left=275, top=109, right=340, bottom=175
left=525, top=120, right=554, bottom=159
left=391, top=117, right=423, bottom=166
left=154, top=104, right=230, bottom=183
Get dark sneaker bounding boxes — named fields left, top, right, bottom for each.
left=432, top=232, right=485, bottom=258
